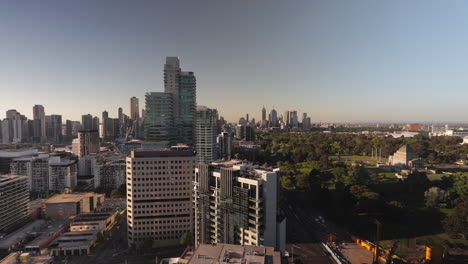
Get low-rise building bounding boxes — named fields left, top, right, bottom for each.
left=388, top=145, right=424, bottom=169
left=70, top=212, right=118, bottom=234
left=178, top=243, right=282, bottom=264
left=42, top=193, right=105, bottom=220
left=49, top=231, right=97, bottom=256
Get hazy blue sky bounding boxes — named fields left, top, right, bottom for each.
left=1, top=0, right=468, bottom=122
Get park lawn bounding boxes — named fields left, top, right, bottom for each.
left=427, top=174, right=448, bottom=181
left=416, top=233, right=468, bottom=251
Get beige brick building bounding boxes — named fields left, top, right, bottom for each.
left=126, top=146, right=195, bottom=248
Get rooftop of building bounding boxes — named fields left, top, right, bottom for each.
left=131, top=145, right=194, bottom=158
left=43, top=193, right=101, bottom=204
left=0, top=149, right=38, bottom=158
left=182, top=243, right=281, bottom=264
left=96, top=198, right=126, bottom=212
left=12, top=153, right=50, bottom=162
left=72, top=212, right=114, bottom=223
left=209, top=160, right=277, bottom=174
left=0, top=174, right=27, bottom=185
left=0, top=220, right=46, bottom=250
left=52, top=230, right=98, bottom=248
left=48, top=159, right=76, bottom=166
left=24, top=221, right=68, bottom=248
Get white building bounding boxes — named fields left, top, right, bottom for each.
left=194, top=161, right=286, bottom=252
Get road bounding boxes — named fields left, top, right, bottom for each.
left=285, top=200, right=336, bottom=264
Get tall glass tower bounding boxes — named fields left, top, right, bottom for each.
left=144, top=57, right=196, bottom=147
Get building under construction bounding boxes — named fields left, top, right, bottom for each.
left=194, top=161, right=286, bottom=252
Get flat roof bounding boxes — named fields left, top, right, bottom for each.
left=131, top=148, right=194, bottom=158
left=24, top=221, right=68, bottom=248
left=0, top=220, right=46, bottom=249
left=185, top=243, right=281, bottom=264
left=43, top=193, right=100, bottom=204
left=0, top=175, right=27, bottom=185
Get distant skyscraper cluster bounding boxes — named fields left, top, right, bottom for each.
left=257, top=107, right=312, bottom=131
left=0, top=107, right=68, bottom=145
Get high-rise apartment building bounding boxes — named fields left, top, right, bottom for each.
left=269, top=109, right=278, bottom=127
left=94, top=159, right=126, bottom=190
left=130, top=97, right=140, bottom=120
left=283, top=110, right=290, bottom=127
left=144, top=92, right=175, bottom=146
left=10, top=154, right=50, bottom=197
left=72, top=130, right=100, bottom=158
left=194, top=161, right=286, bottom=251
left=217, top=132, right=232, bottom=160
left=196, top=106, right=218, bottom=164
left=144, top=57, right=196, bottom=147
left=33, top=105, right=46, bottom=139
left=46, top=115, right=63, bottom=144
left=126, top=147, right=195, bottom=248
left=244, top=125, right=255, bottom=141
left=64, top=120, right=73, bottom=143
left=235, top=125, right=245, bottom=139
left=290, top=111, right=298, bottom=128
left=48, top=157, right=77, bottom=191
left=1, top=119, right=12, bottom=144
left=0, top=175, right=30, bottom=233
left=81, top=114, right=93, bottom=131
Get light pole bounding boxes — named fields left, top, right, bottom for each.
left=291, top=245, right=301, bottom=263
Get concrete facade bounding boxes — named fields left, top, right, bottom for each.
left=194, top=161, right=286, bottom=252
left=42, top=193, right=105, bottom=220
left=0, top=175, right=30, bottom=233
left=126, top=146, right=195, bottom=248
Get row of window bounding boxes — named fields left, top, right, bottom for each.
left=130, top=160, right=193, bottom=165
left=130, top=192, right=189, bottom=198
left=131, top=224, right=190, bottom=230
left=130, top=165, right=192, bottom=170
left=132, top=187, right=189, bottom=193
left=131, top=203, right=189, bottom=209
left=132, top=208, right=190, bottom=214
left=128, top=171, right=193, bottom=176
left=129, top=234, right=186, bottom=241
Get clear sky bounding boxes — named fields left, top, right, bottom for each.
left=1, top=0, right=468, bottom=123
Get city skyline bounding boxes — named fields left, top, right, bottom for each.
left=3, top=1, right=468, bottom=122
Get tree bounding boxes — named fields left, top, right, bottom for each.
left=180, top=232, right=194, bottom=247
left=295, top=174, right=311, bottom=190
left=343, top=165, right=370, bottom=186
left=443, top=195, right=468, bottom=239
left=406, top=171, right=429, bottom=192
left=453, top=174, right=468, bottom=196
left=143, top=237, right=153, bottom=250
left=424, top=187, right=450, bottom=208
left=110, top=189, right=122, bottom=199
